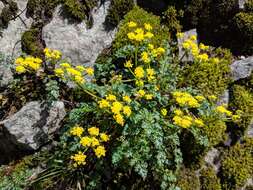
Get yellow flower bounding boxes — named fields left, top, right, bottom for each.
left=182, top=42, right=191, bottom=49
left=94, top=145, right=106, bottom=158
left=71, top=151, right=86, bottom=166
left=127, top=32, right=136, bottom=40
left=54, top=68, right=64, bottom=77
left=29, top=62, right=40, bottom=70
left=135, top=28, right=144, bottom=34
left=106, top=94, right=117, bottom=101
left=144, top=32, right=154, bottom=39
left=114, top=114, right=124, bottom=126
left=136, top=89, right=145, bottom=97
left=100, top=133, right=109, bottom=142
left=199, top=43, right=209, bottom=50
left=176, top=32, right=184, bottom=38
left=85, top=67, right=94, bottom=75
left=195, top=95, right=205, bottom=102
left=15, top=57, right=24, bottom=65
left=74, top=75, right=85, bottom=84
left=134, top=66, right=145, bottom=78
left=60, top=62, right=71, bottom=68
left=196, top=53, right=209, bottom=62
left=16, top=65, right=26, bottom=73
left=157, top=47, right=165, bottom=55
left=208, top=95, right=217, bottom=101
left=190, top=35, right=197, bottom=41
left=148, top=44, right=154, bottom=50
left=88, top=127, right=99, bottom=136
left=136, top=80, right=144, bottom=87
left=66, top=68, right=82, bottom=76
left=124, top=60, right=133, bottom=68
left=141, top=52, right=150, bottom=63
left=123, top=95, right=131, bottom=103
left=173, top=91, right=200, bottom=108
left=211, top=58, right=220, bottom=64
left=173, top=116, right=192, bottom=128
left=70, top=125, right=84, bottom=137
left=135, top=33, right=145, bottom=42
left=174, top=109, right=183, bottom=116
left=161, top=108, right=167, bottom=116
left=216, top=105, right=232, bottom=116
left=123, top=106, right=132, bottom=117
left=146, top=68, right=155, bottom=76
left=91, top=137, right=100, bottom=147
left=128, top=21, right=137, bottom=27
left=144, top=23, right=152, bottom=31
left=232, top=115, right=240, bottom=122
left=194, top=119, right=204, bottom=127
left=98, top=99, right=110, bottom=108
left=76, top=65, right=86, bottom=72
left=145, top=94, right=153, bottom=100
left=111, top=101, right=123, bottom=114
left=80, top=136, right=92, bottom=147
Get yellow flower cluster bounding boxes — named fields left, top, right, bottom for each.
left=127, top=21, right=154, bottom=42
left=70, top=126, right=109, bottom=164
left=54, top=63, right=94, bottom=84
left=216, top=105, right=232, bottom=116
left=98, top=94, right=132, bottom=126
left=172, top=91, right=200, bottom=108
left=44, top=48, right=62, bottom=60
left=15, top=56, right=43, bottom=73
left=71, top=151, right=87, bottom=167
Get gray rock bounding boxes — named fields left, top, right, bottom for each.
left=0, top=53, right=13, bottom=88
left=43, top=0, right=116, bottom=67
left=204, top=148, right=221, bottom=173
left=246, top=119, right=253, bottom=138
left=230, top=56, right=253, bottom=81
left=217, top=90, right=229, bottom=106
left=0, top=0, right=33, bottom=58
left=178, top=29, right=197, bottom=62
left=0, top=101, right=66, bottom=164
left=239, top=0, right=247, bottom=9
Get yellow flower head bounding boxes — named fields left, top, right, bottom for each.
left=194, top=119, right=204, bottom=127
left=54, top=68, right=64, bottom=77
left=106, top=94, right=117, bottom=101
left=199, top=43, right=209, bottom=50
left=91, top=137, right=100, bottom=147
left=144, top=23, right=153, bottom=31
left=85, top=67, right=94, bottom=76
left=111, top=101, right=123, bottom=114
left=114, top=114, right=124, bottom=126
left=124, top=60, right=133, bottom=68
left=74, top=75, right=85, bottom=84
left=161, top=108, right=167, bottom=116
left=136, top=89, right=145, bottom=97
left=88, top=127, right=99, bottom=136
left=123, top=106, right=132, bottom=117
left=211, top=58, right=220, bottom=64
left=148, top=44, right=154, bottom=50
left=123, top=95, right=131, bottom=103
left=141, top=52, right=151, bottom=63
left=66, top=68, right=82, bottom=77
left=134, top=66, right=145, bottom=78
left=94, top=145, right=106, bottom=158
left=195, top=95, right=205, bottom=102
left=128, top=21, right=137, bottom=28
left=60, top=63, right=71, bottom=68
left=145, top=94, right=153, bottom=100
left=76, top=65, right=86, bottom=72
left=70, top=125, right=84, bottom=137
left=157, top=47, right=165, bottom=55
left=100, top=133, right=109, bottom=142
left=16, top=65, right=26, bottom=74
left=71, top=151, right=86, bottom=166
left=144, top=32, right=154, bottom=39
left=176, top=32, right=184, bottom=39
left=80, top=136, right=92, bottom=147
left=136, top=80, right=144, bottom=87
left=147, top=68, right=155, bottom=76
left=174, top=109, right=183, bottom=116
left=98, top=99, right=110, bottom=108
left=127, top=32, right=136, bottom=40
left=15, top=57, right=24, bottom=65
left=190, top=35, right=197, bottom=41
left=173, top=116, right=192, bottom=128
left=196, top=53, right=209, bottom=62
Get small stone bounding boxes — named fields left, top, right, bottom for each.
left=230, top=56, right=253, bottom=81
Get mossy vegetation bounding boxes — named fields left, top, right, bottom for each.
left=220, top=138, right=253, bottom=189
left=113, top=6, right=170, bottom=51
left=181, top=48, right=232, bottom=97
left=199, top=167, right=222, bottom=190
left=229, top=85, right=253, bottom=136
left=176, top=168, right=200, bottom=190
left=105, top=0, right=134, bottom=27
left=0, top=0, right=18, bottom=29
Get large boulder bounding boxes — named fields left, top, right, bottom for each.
left=0, top=101, right=65, bottom=164
left=42, top=0, right=116, bottom=66
left=230, top=56, right=253, bottom=81
left=0, top=0, right=33, bottom=58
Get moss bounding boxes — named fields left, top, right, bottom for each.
left=202, top=116, right=227, bottom=147
left=176, top=167, right=200, bottom=190
left=105, top=0, right=134, bottom=27
left=229, top=85, right=253, bottom=137
left=21, top=27, right=44, bottom=57
left=0, top=0, right=18, bottom=28
left=181, top=48, right=232, bottom=97
left=162, top=6, right=183, bottom=35
left=245, top=0, right=253, bottom=12
left=199, top=167, right=221, bottom=190
left=112, top=6, right=170, bottom=51
left=220, top=138, right=253, bottom=189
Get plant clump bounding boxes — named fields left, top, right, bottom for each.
left=199, top=166, right=222, bottom=190
left=176, top=167, right=200, bottom=190
left=0, top=0, right=18, bottom=29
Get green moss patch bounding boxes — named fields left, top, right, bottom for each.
left=199, top=167, right=221, bottom=190
left=176, top=168, right=200, bottom=190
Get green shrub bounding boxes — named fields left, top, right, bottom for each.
left=105, top=0, right=134, bottom=27
left=199, top=167, right=221, bottom=190
left=220, top=138, right=253, bottom=189
left=113, top=6, right=170, bottom=51
left=162, top=6, right=183, bottom=35
left=177, top=168, right=200, bottom=190
left=21, top=27, right=44, bottom=57
left=229, top=85, right=253, bottom=136
left=245, top=0, right=253, bottom=12
left=181, top=48, right=232, bottom=97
